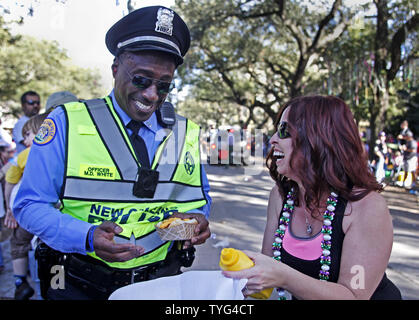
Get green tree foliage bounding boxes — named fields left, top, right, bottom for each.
left=175, top=0, right=355, bottom=128
left=364, top=0, right=418, bottom=152
left=0, top=17, right=105, bottom=120
left=318, top=17, right=374, bottom=122
left=321, top=0, right=418, bottom=155
left=390, top=84, right=419, bottom=137
left=175, top=0, right=418, bottom=142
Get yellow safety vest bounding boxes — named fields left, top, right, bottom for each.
left=60, top=97, right=207, bottom=269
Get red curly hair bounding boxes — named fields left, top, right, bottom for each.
left=266, top=95, right=382, bottom=215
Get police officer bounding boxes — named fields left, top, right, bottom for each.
left=13, top=6, right=212, bottom=300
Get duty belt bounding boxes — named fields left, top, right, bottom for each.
left=67, top=254, right=161, bottom=289
left=36, top=243, right=195, bottom=299
left=63, top=246, right=193, bottom=299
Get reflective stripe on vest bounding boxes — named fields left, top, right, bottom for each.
left=85, top=99, right=138, bottom=180
left=64, top=178, right=206, bottom=202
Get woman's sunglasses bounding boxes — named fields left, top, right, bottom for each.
left=277, top=121, right=291, bottom=139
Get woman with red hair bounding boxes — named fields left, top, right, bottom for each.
left=223, top=95, right=401, bottom=300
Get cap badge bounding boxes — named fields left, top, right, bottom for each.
left=155, top=8, right=174, bottom=36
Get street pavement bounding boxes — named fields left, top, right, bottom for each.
left=0, top=161, right=418, bottom=299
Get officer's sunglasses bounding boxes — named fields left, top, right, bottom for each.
left=25, top=99, right=40, bottom=106
left=130, top=74, right=175, bottom=95
left=120, top=61, right=175, bottom=95
left=277, top=121, right=291, bottom=139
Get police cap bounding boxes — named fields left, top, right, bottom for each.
left=105, top=6, right=190, bottom=66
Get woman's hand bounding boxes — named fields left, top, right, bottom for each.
left=222, top=250, right=282, bottom=296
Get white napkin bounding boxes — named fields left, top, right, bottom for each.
left=109, top=270, right=247, bottom=300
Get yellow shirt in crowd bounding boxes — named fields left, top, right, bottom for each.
left=6, top=147, right=30, bottom=184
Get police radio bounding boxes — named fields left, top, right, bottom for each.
left=157, top=101, right=176, bottom=128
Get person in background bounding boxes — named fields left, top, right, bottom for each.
left=5, top=91, right=78, bottom=299
left=4, top=113, right=50, bottom=299
left=417, top=138, right=419, bottom=186
left=0, top=141, right=15, bottom=273
left=397, top=120, right=412, bottom=147
left=0, top=235, right=3, bottom=273
left=401, top=131, right=417, bottom=190
left=12, top=91, right=40, bottom=154
left=223, top=95, right=401, bottom=300
left=392, top=150, right=404, bottom=180
left=0, top=118, right=13, bottom=147
left=13, top=6, right=211, bottom=300
left=44, top=91, right=78, bottom=113
left=374, top=131, right=388, bottom=185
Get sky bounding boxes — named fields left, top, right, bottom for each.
left=3, top=0, right=175, bottom=91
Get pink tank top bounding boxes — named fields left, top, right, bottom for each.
left=282, top=226, right=324, bottom=261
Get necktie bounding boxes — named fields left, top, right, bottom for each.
left=127, top=120, right=150, bottom=168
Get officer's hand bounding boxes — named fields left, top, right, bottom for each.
left=92, top=221, right=145, bottom=263
left=171, top=212, right=210, bottom=248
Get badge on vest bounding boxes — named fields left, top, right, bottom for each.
left=184, top=151, right=195, bottom=175
left=133, top=167, right=160, bottom=198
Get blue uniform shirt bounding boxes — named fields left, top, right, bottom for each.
left=13, top=91, right=211, bottom=254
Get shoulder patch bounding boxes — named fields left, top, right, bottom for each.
left=34, top=118, right=57, bottom=146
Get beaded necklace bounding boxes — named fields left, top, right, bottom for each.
left=272, top=188, right=338, bottom=300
